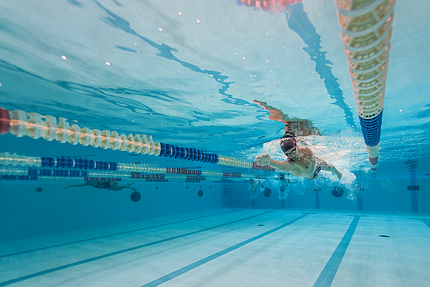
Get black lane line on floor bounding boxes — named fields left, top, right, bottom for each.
left=0, top=210, right=238, bottom=259
left=141, top=214, right=309, bottom=287
left=0, top=212, right=266, bottom=287
left=423, top=220, right=430, bottom=229
left=313, top=216, right=360, bottom=287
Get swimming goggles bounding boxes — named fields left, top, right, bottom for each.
left=284, top=146, right=297, bottom=156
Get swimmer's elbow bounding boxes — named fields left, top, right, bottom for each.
left=321, top=163, right=335, bottom=172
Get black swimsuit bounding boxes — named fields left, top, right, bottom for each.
left=309, top=158, right=322, bottom=180
left=92, top=182, right=112, bottom=189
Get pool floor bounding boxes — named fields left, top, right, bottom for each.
left=0, top=209, right=429, bottom=287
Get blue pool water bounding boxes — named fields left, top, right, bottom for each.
left=0, top=0, right=429, bottom=286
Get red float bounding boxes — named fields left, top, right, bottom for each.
left=0, top=108, right=11, bottom=135
left=237, top=0, right=303, bottom=13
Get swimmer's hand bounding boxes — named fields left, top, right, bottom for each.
left=333, top=170, right=342, bottom=180
left=254, top=153, right=271, bottom=166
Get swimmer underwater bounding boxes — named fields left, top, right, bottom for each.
left=65, top=181, right=137, bottom=191
left=254, top=134, right=342, bottom=180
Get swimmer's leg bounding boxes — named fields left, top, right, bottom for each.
left=125, top=184, right=137, bottom=192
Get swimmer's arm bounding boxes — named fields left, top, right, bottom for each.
left=319, top=159, right=342, bottom=180
left=269, top=159, right=293, bottom=173
left=254, top=154, right=293, bottom=173
left=253, top=100, right=288, bottom=123
left=280, top=179, right=301, bottom=187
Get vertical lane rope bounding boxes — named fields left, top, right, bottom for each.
left=334, top=0, right=396, bottom=173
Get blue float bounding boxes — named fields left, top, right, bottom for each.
left=359, top=110, right=383, bottom=147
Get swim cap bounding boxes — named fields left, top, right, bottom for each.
left=280, top=137, right=296, bottom=153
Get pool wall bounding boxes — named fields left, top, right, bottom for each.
left=0, top=182, right=223, bottom=243
left=223, top=156, right=430, bottom=214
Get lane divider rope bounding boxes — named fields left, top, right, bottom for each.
left=0, top=108, right=274, bottom=172
left=334, top=0, right=396, bottom=173
left=0, top=152, right=273, bottom=182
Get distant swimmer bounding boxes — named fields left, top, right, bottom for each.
left=254, top=134, right=342, bottom=180
left=65, top=181, right=137, bottom=192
